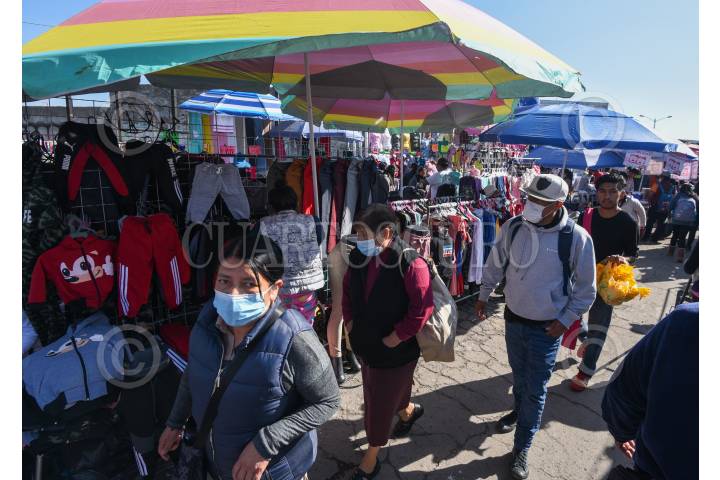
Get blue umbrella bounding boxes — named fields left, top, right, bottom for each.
left=529, top=146, right=626, bottom=169
left=179, top=90, right=298, bottom=121
left=480, top=103, right=677, bottom=152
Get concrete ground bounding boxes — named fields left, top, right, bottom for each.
left=310, top=240, right=690, bottom=480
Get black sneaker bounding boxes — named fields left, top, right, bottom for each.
left=495, top=410, right=518, bottom=434
left=510, top=448, right=530, bottom=480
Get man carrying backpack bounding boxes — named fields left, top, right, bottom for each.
left=642, top=174, right=676, bottom=242
left=475, top=174, right=597, bottom=480
left=668, top=182, right=699, bottom=262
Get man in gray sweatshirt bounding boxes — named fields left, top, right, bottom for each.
left=475, top=174, right=597, bottom=480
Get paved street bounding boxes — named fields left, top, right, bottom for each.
left=310, top=240, right=690, bottom=480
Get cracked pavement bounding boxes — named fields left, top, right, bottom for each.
left=310, top=241, right=689, bottom=480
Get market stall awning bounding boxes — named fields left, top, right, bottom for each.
left=479, top=103, right=677, bottom=152
left=23, top=0, right=584, bottom=100
left=179, top=90, right=297, bottom=121
left=529, top=146, right=626, bottom=169
left=270, top=121, right=363, bottom=141
left=280, top=91, right=516, bottom=134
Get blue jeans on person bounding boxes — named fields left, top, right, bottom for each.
left=578, top=295, right=614, bottom=377
left=504, top=308, right=562, bottom=452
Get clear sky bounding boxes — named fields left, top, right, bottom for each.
left=22, top=0, right=699, bottom=140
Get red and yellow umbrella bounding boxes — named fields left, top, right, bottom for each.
left=23, top=0, right=584, bottom=101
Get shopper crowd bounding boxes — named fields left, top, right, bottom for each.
left=22, top=136, right=699, bottom=480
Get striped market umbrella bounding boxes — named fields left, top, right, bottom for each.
left=178, top=90, right=297, bottom=121
left=23, top=0, right=584, bottom=215
left=23, top=0, right=584, bottom=101
left=281, top=91, right=517, bottom=133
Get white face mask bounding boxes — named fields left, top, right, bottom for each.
left=522, top=200, right=549, bottom=224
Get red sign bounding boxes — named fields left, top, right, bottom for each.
left=248, top=144, right=261, bottom=155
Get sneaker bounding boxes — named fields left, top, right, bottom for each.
left=495, top=410, right=518, bottom=433
left=570, top=371, right=591, bottom=392
left=510, top=449, right=530, bottom=479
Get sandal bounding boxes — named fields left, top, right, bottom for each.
left=391, top=403, right=424, bottom=438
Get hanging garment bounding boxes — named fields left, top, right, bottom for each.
left=329, top=159, right=350, bottom=253
left=372, top=169, right=391, bottom=204
left=201, top=114, right=214, bottom=153
left=186, top=162, right=250, bottom=223
left=266, top=159, right=292, bottom=191
left=28, top=234, right=116, bottom=310
left=340, top=159, right=362, bottom=237
left=285, top=158, right=307, bottom=212
left=467, top=209, right=486, bottom=284
left=23, top=143, right=66, bottom=304
left=22, top=311, right=125, bottom=410
left=359, top=160, right=377, bottom=210
left=122, top=141, right=184, bottom=214
left=117, top=213, right=190, bottom=318
left=187, top=112, right=204, bottom=154
left=302, top=156, right=325, bottom=215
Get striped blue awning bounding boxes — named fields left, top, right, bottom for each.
left=179, top=89, right=298, bottom=121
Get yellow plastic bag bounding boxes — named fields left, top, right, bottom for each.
left=596, top=260, right=651, bottom=306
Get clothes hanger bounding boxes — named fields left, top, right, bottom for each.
left=66, top=214, right=95, bottom=239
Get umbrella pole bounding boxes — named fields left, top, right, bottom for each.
left=304, top=53, right=321, bottom=220
left=399, top=100, right=405, bottom=191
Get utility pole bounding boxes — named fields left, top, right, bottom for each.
left=639, top=114, right=672, bottom=129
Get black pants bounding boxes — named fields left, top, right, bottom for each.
left=643, top=209, right=668, bottom=241
left=670, top=225, right=697, bottom=249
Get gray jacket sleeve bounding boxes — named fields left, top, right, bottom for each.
left=477, top=220, right=510, bottom=303
left=557, top=229, right=597, bottom=327
left=166, top=368, right=192, bottom=429
left=252, top=330, right=341, bottom=459
left=634, top=199, right=647, bottom=228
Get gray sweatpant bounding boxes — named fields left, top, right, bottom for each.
left=186, top=162, right=250, bottom=223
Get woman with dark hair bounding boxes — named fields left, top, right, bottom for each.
left=258, top=181, right=325, bottom=324
left=343, top=204, right=434, bottom=479
left=158, top=234, right=339, bottom=480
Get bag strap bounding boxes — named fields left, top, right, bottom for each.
left=193, top=305, right=285, bottom=450
left=557, top=220, right=576, bottom=296
left=581, top=207, right=594, bottom=234
left=502, top=215, right=524, bottom=275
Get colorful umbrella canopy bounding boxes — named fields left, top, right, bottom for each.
left=178, top=90, right=296, bottom=121
left=280, top=92, right=517, bottom=133
left=479, top=103, right=678, bottom=152
left=23, top=0, right=584, bottom=100
left=529, top=146, right=626, bottom=169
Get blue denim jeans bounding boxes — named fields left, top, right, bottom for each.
left=504, top=310, right=562, bottom=452
left=578, top=295, right=614, bottom=377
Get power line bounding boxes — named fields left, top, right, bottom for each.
left=23, top=21, right=56, bottom=28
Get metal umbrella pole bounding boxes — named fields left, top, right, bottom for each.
left=304, top=53, right=321, bottom=219
left=399, top=99, right=405, bottom=190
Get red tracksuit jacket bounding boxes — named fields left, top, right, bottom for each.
left=28, top=235, right=116, bottom=309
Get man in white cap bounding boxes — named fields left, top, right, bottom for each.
left=475, top=174, right=597, bottom=480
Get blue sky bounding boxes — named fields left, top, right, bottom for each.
left=22, top=0, right=699, bottom=140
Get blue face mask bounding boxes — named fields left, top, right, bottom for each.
left=213, top=289, right=271, bottom=327
left=356, top=239, right=381, bottom=257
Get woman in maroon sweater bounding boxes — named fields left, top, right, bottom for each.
left=342, top=204, right=434, bottom=480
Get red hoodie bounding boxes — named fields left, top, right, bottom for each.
left=28, top=234, right=116, bottom=309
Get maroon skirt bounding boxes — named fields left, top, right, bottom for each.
left=361, top=359, right=418, bottom=447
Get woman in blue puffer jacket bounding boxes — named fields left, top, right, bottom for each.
left=158, top=234, right=340, bottom=480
